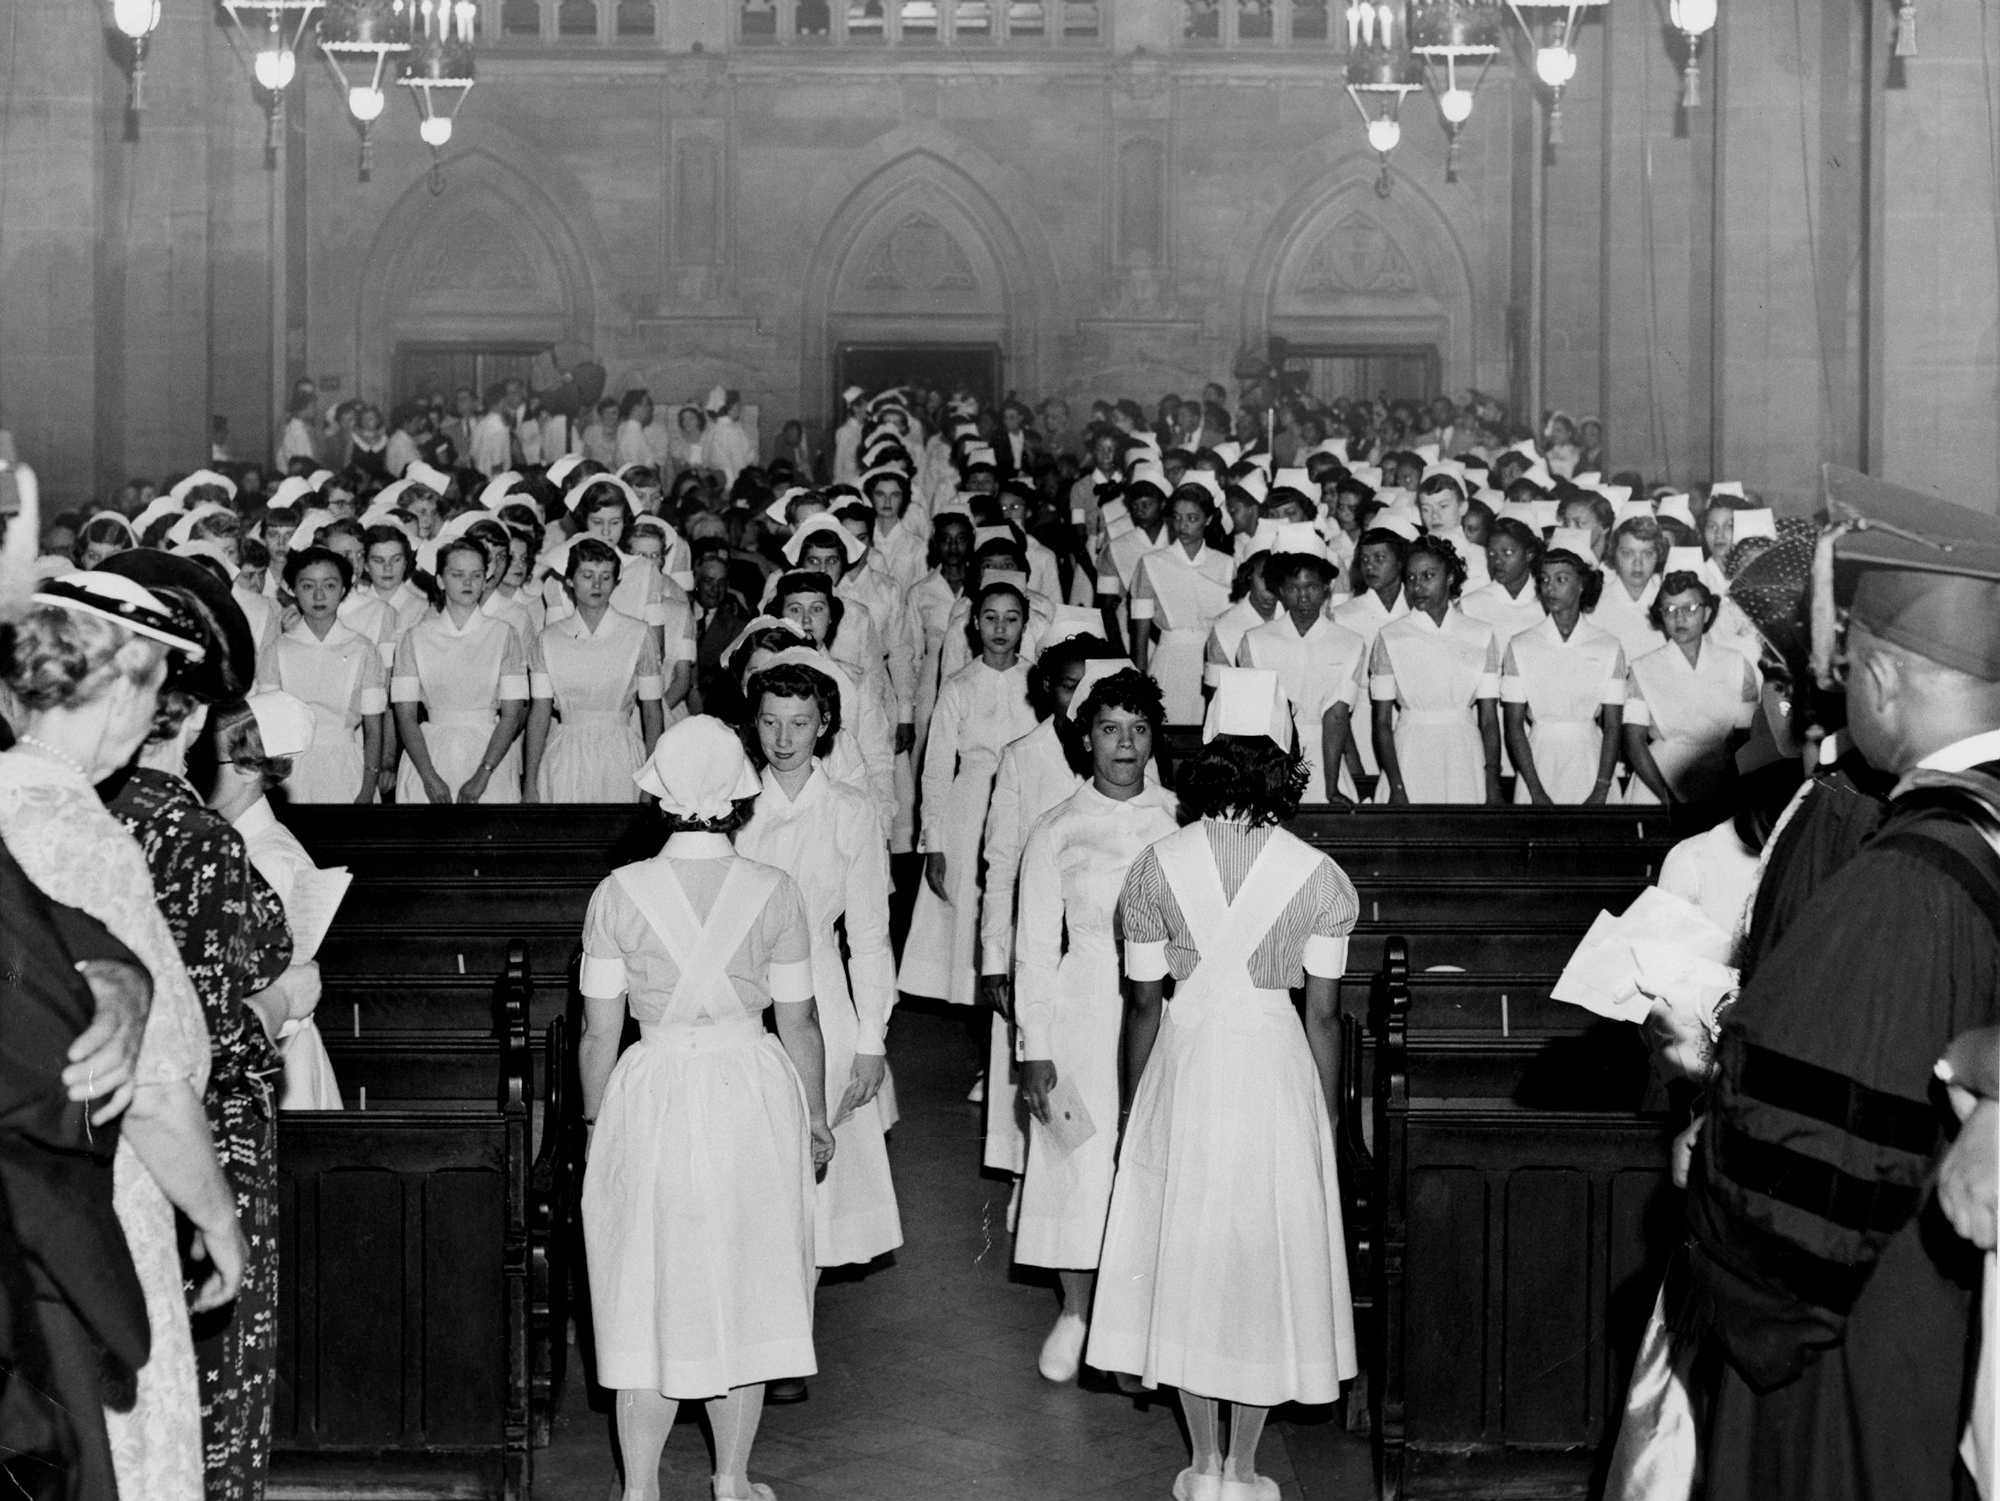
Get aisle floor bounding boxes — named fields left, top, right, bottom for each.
left=533, top=1004, right=1374, bottom=1501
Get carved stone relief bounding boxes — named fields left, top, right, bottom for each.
left=857, top=212, right=980, bottom=294
left=1289, top=214, right=1419, bottom=299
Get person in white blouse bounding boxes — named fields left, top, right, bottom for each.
left=261, top=545, right=386, bottom=803
left=1592, top=516, right=1667, bottom=666
left=899, top=581, right=1038, bottom=1020
left=1012, top=665, right=1179, bottom=1383
left=1416, top=475, right=1490, bottom=590
left=908, top=515, right=974, bottom=746
left=522, top=540, right=666, bottom=803
left=1370, top=535, right=1503, bottom=805
left=614, top=390, right=656, bottom=472
left=1333, top=522, right=1413, bottom=787
left=702, top=388, right=756, bottom=488
left=1500, top=542, right=1627, bottom=805
left=1202, top=549, right=1281, bottom=698
left=736, top=660, right=902, bottom=1385
left=1460, top=517, right=1547, bottom=647
left=1622, top=569, right=1760, bottom=808
left=1238, top=534, right=1370, bottom=804
left=389, top=537, right=530, bottom=804
left=1130, top=485, right=1236, bottom=725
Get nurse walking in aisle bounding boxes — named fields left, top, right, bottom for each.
left=578, top=716, right=833, bottom=1501
left=736, top=661, right=903, bottom=1282
left=1088, top=669, right=1360, bottom=1501
left=1013, top=664, right=1178, bottom=1382
left=899, top=581, right=1038, bottom=1012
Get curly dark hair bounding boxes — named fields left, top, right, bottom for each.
left=1535, top=548, right=1605, bottom=612
left=1406, top=534, right=1469, bottom=599
left=1261, top=549, right=1337, bottom=595
left=1028, top=632, right=1112, bottom=720
left=1174, top=734, right=1307, bottom=827
left=1649, top=570, right=1720, bottom=633
left=1058, top=667, right=1166, bottom=778
left=742, top=661, right=843, bottom=766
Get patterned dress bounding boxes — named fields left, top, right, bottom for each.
left=109, top=769, right=294, bottom=1501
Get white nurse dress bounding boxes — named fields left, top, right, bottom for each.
left=1368, top=607, right=1501, bottom=804
left=529, top=608, right=664, bottom=802
left=390, top=609, right=529, bottom=803
left=261, top=618, right=387, bottom=803
left=1499, top=616, right=1628, bottom=803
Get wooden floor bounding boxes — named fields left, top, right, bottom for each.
left=530, top=1004, right=1376, bottom=1501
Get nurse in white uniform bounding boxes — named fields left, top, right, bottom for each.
left=1235, top=529, right=1369, bottom=804
left=1622, top=568, right=1760, bottom=807
left=1331, top=523, right=1413, bottom=787
left=523, top=539, right=665, bottom=803
left=1500, top=533, right=1627, bottom=804
left=1088, top=670, right=1359, bottom=1501
left=578, top=716, right=832, bottom=1501
left=389, top=537, right=530, bottom=804
left=899, top=581, right=1038, bottom=1012
left=1130, top=486, right=1234, bottom=725
left=1201, top=551, right=1281, bottom=699
left=1370, top=535, right=1503, bottom=805
left=1459, top=516, right=1547, bottom=647
left=1013, top=665, right=1178, bottom=1382
left=979, top=630, right=1112, bottom=1177
left=1590, top=516, right=1666, bottom=666
left=736, top=660, right=903, bottom=1277
left=261, top=545, right=386, bottom=803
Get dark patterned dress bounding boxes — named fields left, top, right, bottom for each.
left=108, top=769, right=293, bottom=1501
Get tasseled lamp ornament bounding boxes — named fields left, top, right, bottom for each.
left=1504, top=0, right=1606, bottom=158
left=1668, top=0, right=1716, bottom=108
left=219, top=1, right=324, bottom=165
left=1409, top=0, right=1501, bottom=183
left=1894, top=0, right=1916, bottom=56
left=401, top=0, right=476, bottom=185
left=1345, top=0, right=1424, bottom=196
left=318, top=0, right=412, bottom=182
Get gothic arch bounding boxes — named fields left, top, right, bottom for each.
left=1240, top=163, right=1478, bottom=385
left=355, top=141, right=607, bottom=399
left=799, top=129, right=1061, bottom=410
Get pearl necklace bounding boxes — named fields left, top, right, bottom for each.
left=15, top=735, right=92, bottom=780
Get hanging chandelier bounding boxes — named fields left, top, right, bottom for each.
left=1408, top=0, right=1501, bottom=183
left=218, top=0, right=475, bottom=181
left=1668, top=0, right=1717, bottom=107
left=318, top=0, right=413, bottom=182
left=401, top=0, right=478, bottom=174
left=219, top=2, right=322, bottom=162
left=1344, top=2, right=1425, bottom=195
left=1502, top=0, right=1606, bottom=156
left=106, top=0, right=163, bottom=115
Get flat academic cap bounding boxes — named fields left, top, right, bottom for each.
left=1828, top=464, right=2000, bottom=680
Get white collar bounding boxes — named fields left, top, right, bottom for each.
left=663, top=831, right=734, bottom=858
left=231, top=795, right=279, bottom=840
left=1916, top=728, right=2000, bottom=773
left=286, top=617, right=358, bottom=646
left=758, top=763, right=823, bottom=807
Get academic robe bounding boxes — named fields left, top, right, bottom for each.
left=1684, top=762, right=2000, bottom=1501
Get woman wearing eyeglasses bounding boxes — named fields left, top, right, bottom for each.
left=1621, top=568, right=1760, bottom=807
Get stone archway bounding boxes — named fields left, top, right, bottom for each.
left=799, top=133, right=1058, bottom=412
left=355, top=147, right=601, bottom=401
left=1241, top=167, right=1478, bottom=387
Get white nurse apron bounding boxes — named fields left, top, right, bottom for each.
left=1086, top=830, right=1357, bottom=1407
left=581, top=859, right=816, bottom=1397
left=1133, top=545, right=1232, bottom=726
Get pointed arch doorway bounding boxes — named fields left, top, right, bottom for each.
left=835, top=342, right=1002, bottom=410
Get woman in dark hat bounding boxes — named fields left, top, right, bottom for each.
left=101, top=553, right=301, bottom=1501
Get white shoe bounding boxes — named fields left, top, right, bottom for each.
left=1218, top=1477, right=1279, bottom=1501
left=1173, top=1470, right=1224, bottom=1501
left=966, top=1070, right=986, bottom=1104
left=1037, top=1311, right=1088, bottom=1382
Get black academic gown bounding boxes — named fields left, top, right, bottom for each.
left=0, top=831, right=152, bottom=1501
left=1685, top=762, right=2000, bottom=1501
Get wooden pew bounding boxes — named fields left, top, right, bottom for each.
left=1365, top=939, right=1677, bottom=1500
left=269, top=943, right=539, bottom=1500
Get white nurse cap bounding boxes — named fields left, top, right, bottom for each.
left=1203, top=667, right=1292, bottom=748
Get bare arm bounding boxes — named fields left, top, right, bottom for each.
left=1320, top=703, right=1354, bottom=805
left=1504, top=702, right=1547, bottom=804
left=521, top=698, right=553, bottom=801
left=772, top=997, right=834, bottom=1179
left=121, top=1080, right=244, bottom=1311
left=1120, top=979, right=1166, bottom=1118
left=392, top=702, right=449, bottom=800
left=1623, top=725, right=1674, bottom=803
left=1301, top=974, right=1343, bottom=1121
left=1588, top=705, right=1623, bottom=804
left=456, top=699, right=528, bottom=803
left=358, top=713, right=385, bottom=803
left=577, top=990, right=627, bottom=1123
left=1373, top=699, right=1407, bottom=804
left=1477, top=699, right=1503, bottom=804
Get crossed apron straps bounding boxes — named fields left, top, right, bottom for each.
left=615, top=857, right=774, bottom=1024
left=1155, top=827, right=1321, bottom=993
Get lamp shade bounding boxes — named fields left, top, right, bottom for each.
left=111, top=0, right=161, bottom=39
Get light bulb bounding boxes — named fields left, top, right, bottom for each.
left=1440, top=86, right=1474, bottom=124
left=348, top=85, right=386, bottom=123
left=1535, top=44, right=1577, bottom=86
left=420, top=115, right=453, bottom=147
left=111, top=0, right=161, bottom=39
left=1366, top=116, right=1402, bottom=154
left=1669, top=0, right=1717, bottom=35
left=253, top=47, right=296, bottom=91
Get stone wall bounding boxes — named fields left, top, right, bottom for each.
left=2, top=0, right=1993, bottom=515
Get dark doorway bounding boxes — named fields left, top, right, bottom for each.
left=836, top=343, right=1003, bottom=411
left=1279, top=345, right=1441, bottom=406
left=394, top=343, right=549, bottom=407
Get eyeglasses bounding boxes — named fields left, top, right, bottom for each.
left=1659, top=603, right=1707, bottom=619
